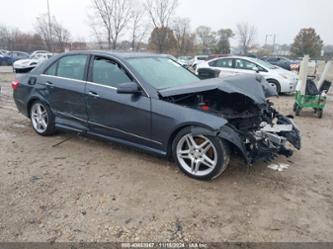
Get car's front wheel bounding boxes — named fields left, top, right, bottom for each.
left=30, top=101, right=56, bottom=136
left=172, top=127, right=230, bottom=180
left=267, top=79, right=281, bottom=94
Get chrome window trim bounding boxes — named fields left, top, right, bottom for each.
left=86, top=81, right=117, bottom=90
left=40, top=75, right=148, bottom=96
left=41, top=53, right=151, bottom=97
left=40, top=74, right=87, bottom=84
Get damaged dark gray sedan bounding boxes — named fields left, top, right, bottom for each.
left=13, top=51, right=301, bottom=180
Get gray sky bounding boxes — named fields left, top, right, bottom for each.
left=0, top=0, right=332, bottom=45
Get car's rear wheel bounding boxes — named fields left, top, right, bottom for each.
left=172, top=127, right=230, bottom=180
left=30, top=101, right=56, bottom=136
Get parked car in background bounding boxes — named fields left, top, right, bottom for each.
left=30, top=50, right=51, bottom=58
left=0, top=50, right=15, bottom=65
left=13, top=53, right=53, bottom=73
left=191, top=55, right=209, bottom=70
left=6, top=51, right=30, bottom=65
left=12, top=51, right=300, bottom=180
left=0, top=51, right=8, bottom=65
left=262, top=56, right=300, bottom=71
left=0, top=49, right=10, bottom=55
left=177, top=56, right=193, bottom=66
left=197, top=56, right=298, bottom=94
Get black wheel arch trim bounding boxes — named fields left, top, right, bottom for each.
left=266, top=78, right=281, bottom=93
left=26, top=96, right=49, bottom=118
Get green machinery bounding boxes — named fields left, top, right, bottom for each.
left=293, top=58, right=332, bottom=119
left=293, top=90, right=328, bottom=119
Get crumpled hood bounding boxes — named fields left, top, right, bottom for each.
left=159, top=74, right=277, bottom=105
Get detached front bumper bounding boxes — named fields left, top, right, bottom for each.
left=218, top=115, right=301, bottom=165
left=245, top=115, right=301, bottom=163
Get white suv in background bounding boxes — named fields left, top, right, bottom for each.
left=197, top=56, right=298, bottom=94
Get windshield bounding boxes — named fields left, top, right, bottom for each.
left=30, top=54, right=41, bottom=59
left=179, top=56, right=192, bottom=60
left=251, top=58, right=278, bottom=69
left=127, top=57, right=200, bottom=90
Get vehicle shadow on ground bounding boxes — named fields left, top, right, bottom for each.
left=49, top=129, right=276, bottom=184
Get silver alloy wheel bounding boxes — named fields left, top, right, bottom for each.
left=31, top=103, right=48, bottom=133
left=176, top=134, right=218, bottom=177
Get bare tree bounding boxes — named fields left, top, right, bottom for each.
left=53, top=21, right=71, bottom=51
left=145, top=0, right=178, bottom=28
left=145, top=0, right=178, bottom=53
left=90, top=0, right=133, bottom=49
left=172, top=18, right=195, bottom=56
left=90, top=0, right=113, bottom=49
left=35, top=14, right=71, bottom=52
left=130, top=3, right=150, bottom=51
left=0, top=25, right=14, bottom=50
left=36, top=14, right=54, bottom=51
left=236, top=23, right=256, bottom=55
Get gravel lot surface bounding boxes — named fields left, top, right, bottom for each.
left=0, top=66, right=332, bottom=242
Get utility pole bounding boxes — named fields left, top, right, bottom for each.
left=265, top=34, right=276, bottom=54
left=272, top=34, right=276, bottom=55
left=47, top=0, right=52, bottom=36
left=47, top=0, right=52, bottom=51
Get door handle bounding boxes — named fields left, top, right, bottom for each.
left=89, top=91, right=99, bottom=97
left=45, top=81, right=53, bottom=86
left=28, top=77, right=37, bottom=85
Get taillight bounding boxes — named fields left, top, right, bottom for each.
left=200, top=105, right=210, bottom=111
left=11, top=80, right=20, bottom=90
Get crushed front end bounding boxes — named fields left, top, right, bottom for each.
left=159, top=74, right=302, bottom=164
left=229, top=101, right=301, bottom=164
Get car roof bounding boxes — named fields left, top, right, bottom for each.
left=208, top=55, right=255, bottom=61
left=63, top=50, right=170, bottom=60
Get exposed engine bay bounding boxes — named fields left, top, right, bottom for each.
left=159, top=75, right=301, bottom=164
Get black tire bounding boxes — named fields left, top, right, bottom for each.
left=317, top=109, right=323, bottom=119
left=267, top=79, right=281, bottom=94
left=172, top=127, right=230, bottom=181
left=30, top=100, right=56, bottom=136
left=295, top=104, right=301, bottom=116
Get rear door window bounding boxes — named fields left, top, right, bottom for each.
left=235, top=59, right=257, bottom=70
left=215, top=58, right=234, bottom=68
left=56, top=55, right=88, bottom=81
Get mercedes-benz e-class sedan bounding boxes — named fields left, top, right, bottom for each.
left=12, top=51, right=301, bottom=180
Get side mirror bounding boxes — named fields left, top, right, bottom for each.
left=253, top=66, right=260, bottom=73
left=117, top=82, right=141, bottom=94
